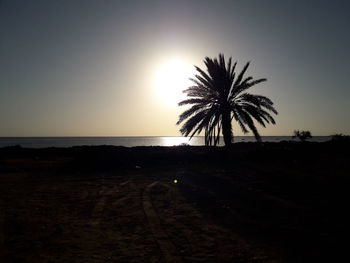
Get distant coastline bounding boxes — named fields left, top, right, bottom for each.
left=0, top=136, right=331, bottom=148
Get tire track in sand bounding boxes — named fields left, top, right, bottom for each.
left=142, top=181, right=182, bottom=263
left=90, top=180, right=131, bottom=226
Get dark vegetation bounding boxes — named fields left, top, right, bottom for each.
left=292, top=130, right=312, bottom=142
left=331, top=133, right=350, bottom=142
left=0, top=141, right=349, bottom=262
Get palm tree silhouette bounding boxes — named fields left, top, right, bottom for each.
left=177, top=54, right=278, bottom=147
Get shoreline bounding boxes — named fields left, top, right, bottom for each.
left=0, top=136, right=332, bottom=149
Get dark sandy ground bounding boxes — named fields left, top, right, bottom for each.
left=0, top=142, right=349, bottom=262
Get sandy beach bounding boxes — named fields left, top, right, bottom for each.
left=0, top=142, right=349, bottom=262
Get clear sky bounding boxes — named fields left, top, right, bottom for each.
left=1, top=0, right=349, bottom=136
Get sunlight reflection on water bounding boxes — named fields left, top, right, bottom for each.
left=161, top=137, right=191, bottom=146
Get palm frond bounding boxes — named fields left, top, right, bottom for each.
left=179, top=110, right=209, bottom=137
left=233, top=62, right=250, bottom=87
left=229, top=78, right=267, bottom=100
left=177, top=104, right=208, bottom=125
left=232, top=108, right=249, bottom=134
left=194, top=66, right=214, bottom=87
left=178, top=98, right=209, bottom=106
left=237, top=109, right=262, bottom=142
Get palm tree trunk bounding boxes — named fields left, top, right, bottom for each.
left=222, top=110, right=233, bottom=147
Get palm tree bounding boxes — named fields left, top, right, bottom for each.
left=177, top=54, right=278, bottom=147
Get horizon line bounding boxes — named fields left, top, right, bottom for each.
left=0, top=135, right=334, bottom=138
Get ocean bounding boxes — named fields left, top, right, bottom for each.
left=0, top=136, right=331, bottom=148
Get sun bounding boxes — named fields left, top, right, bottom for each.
left=153, top=59, right=194, bottom=107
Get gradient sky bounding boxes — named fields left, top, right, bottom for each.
left=1, top=0, right=349, bottom=136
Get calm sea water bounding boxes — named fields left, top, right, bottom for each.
left=0, top=136, right=330, bottom=148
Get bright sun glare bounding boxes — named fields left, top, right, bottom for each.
left=154, top=59, right=194, bottom=107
